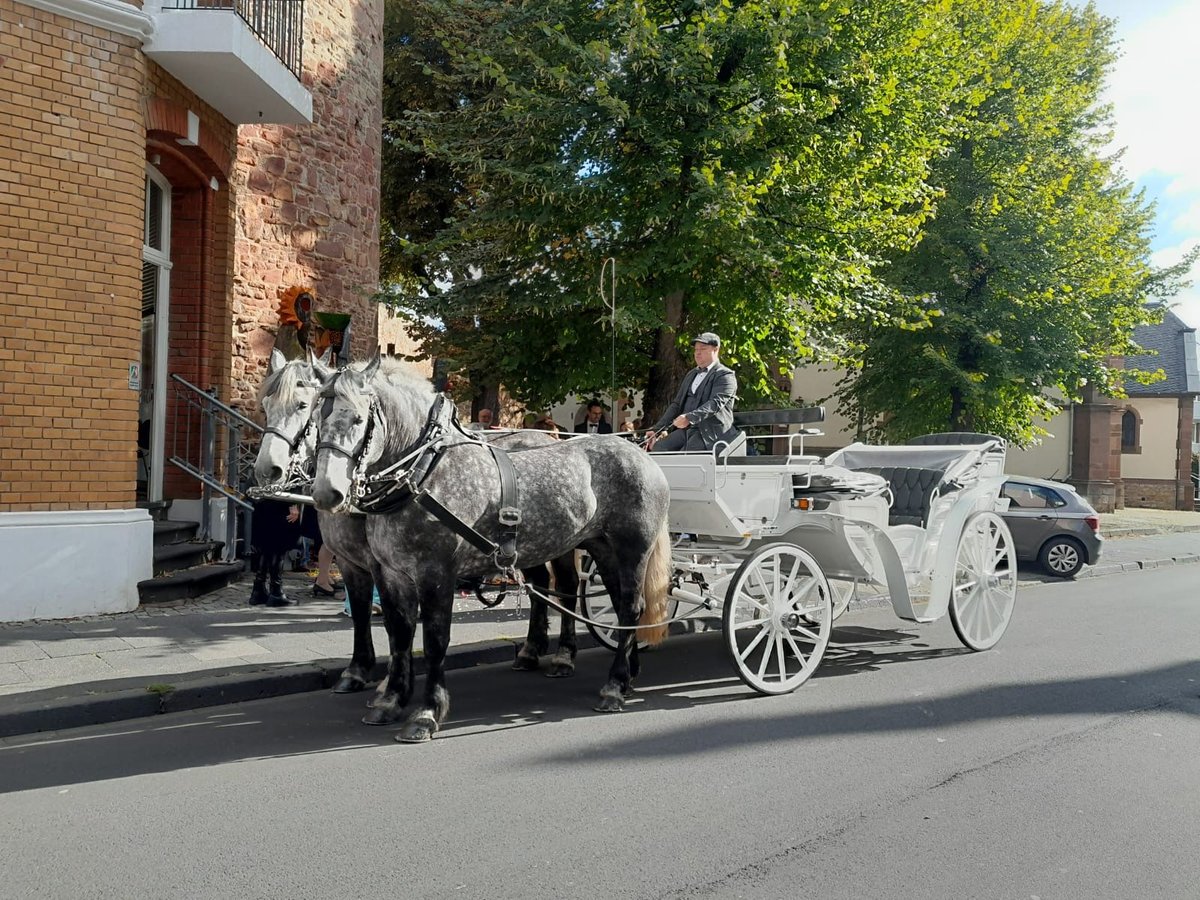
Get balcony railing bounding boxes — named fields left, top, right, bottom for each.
left=162, top=0, right=305, bottom=79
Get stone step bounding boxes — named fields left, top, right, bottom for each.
left=152, top=519, right=198, bottom=548
left=138, top=561, right=245, bottom=604
left=152, top=539, right=223, bottom=576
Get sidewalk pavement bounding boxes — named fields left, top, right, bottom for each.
left=2, top=507, right=1198, bottom=740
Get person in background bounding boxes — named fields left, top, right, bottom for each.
left=248, top=499, right=300, bottom=607
left=574, top=399, right=613, bottom=435
left=532, top=415, right=562, bottom=438
left=620, top=419, right=636, bottom=433
left=292, top=505, right=340, bottom=597
left=469, top=407, right=494, bottom=430
left=645, top=332, right=737, bottom=452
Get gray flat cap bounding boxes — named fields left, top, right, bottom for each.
left=692, top=332, right=721, bottom=347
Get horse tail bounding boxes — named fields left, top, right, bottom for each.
left=637, top=520, right=672, bottom=646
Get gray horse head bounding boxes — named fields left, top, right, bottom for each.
left=311, top=354, right=405, bottom=511
left=254, top=348, right=335, bottom=488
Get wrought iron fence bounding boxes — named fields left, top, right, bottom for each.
left=162, top=0, right=305, bottom=78
left=169, top=374, right=262, bottom=560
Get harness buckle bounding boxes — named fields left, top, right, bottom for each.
left=498, top=506, right=522, bottom=526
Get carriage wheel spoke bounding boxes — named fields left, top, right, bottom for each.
left=791, top=624, right=821, bottom=643
left=735, top=588, right=771, bottom=617
left=783, top=632, right=811, bottom=671
left=738, top=622, right=770, bottom=663
left=756, top=634, right=775, bottom=679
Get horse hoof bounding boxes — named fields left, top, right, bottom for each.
left=594, top=686, right=625, bottom=712
left=545, top=664, right=574, bottom=678
left=332, top=674, right=367, bottom=694
left=396, top=716, right=438, bottom=743
left=362, top=704, right=402, bottom=726
left=512, top=654, right=540, bottom=672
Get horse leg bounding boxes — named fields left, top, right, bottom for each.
left=589, top=538, right=653, bottom=712
left=362, top=572, right=416, bottom=726
left=513, top=564, right=550, bottom=671
left=332, top=564, right=376, bottom=693
left=546, top=553, right=580, bottom=678
left=397, top=581, right=453, bottom=743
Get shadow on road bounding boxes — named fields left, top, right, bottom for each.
left=2, top=626, right=1197, bottom=794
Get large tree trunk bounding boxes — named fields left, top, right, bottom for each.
left=642, top=290, right=689, bottom=427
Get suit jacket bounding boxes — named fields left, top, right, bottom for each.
left=651, top=361, right=738, bottom=449
left=574, top=420, right=613, bottom=435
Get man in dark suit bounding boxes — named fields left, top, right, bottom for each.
left=646, top=332, right=738, bottom=452
left=574, top=399, right=613, bottom=435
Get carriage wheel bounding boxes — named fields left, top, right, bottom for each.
left=948, top=511, right=1017, bottom=651
left=801, top=578, right=853, bottom=625
left=579, top=552, right=677, bottom=651
left=722, top=543, right=832, bottom=695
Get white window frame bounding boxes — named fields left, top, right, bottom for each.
left=143, top=164, right=173, bottom=502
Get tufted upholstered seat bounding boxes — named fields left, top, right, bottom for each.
left=855, top=466, right=947, bottom=526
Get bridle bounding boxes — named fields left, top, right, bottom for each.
left=317, top=386, right=523, bottom=570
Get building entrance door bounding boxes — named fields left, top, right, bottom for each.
left=140, top=166, right=172, bottom=502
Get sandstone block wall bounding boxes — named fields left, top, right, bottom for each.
left=229, top=0, right=384, bottom=411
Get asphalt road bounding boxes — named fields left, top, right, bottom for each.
left=2, top=566, right=1198, bottom=900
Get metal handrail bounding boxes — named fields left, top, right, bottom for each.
left=168, top=374, right=263, bottom=561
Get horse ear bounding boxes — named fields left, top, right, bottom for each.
left=310, top=350, right=335, bottom=383
left=362, top=352, right=382, bottom=382
left=318, top=347, right=334, bottom=367
left=268, top=348, right=287, bottom=375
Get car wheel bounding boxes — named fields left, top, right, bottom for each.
left=1038, top=536, right=1085, bottom=578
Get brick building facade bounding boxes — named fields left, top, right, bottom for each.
left=0, top=0, right=383, bottom=621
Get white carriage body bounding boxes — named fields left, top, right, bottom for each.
left=653, top=433, right=1011, bottom=624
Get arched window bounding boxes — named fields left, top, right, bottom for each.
left=1121, top=408, right=1140, bottom=454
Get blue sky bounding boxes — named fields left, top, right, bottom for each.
left=1090, top=0, right=1200, bottom=326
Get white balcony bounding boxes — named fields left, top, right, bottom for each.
left=143, top=0, right=312, bottom=124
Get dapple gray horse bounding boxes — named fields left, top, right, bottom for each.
left=254, top=352, right=587, bottom=699
left=254, top=349, right=378, bottom=694
left=310, top=357, right=673, bottom=742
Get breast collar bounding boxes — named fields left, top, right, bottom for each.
left=351, top=394, right=523, bottom=570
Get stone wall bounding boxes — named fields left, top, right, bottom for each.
left=229, top=0, right=384, bottom=410
left=1122, top=478, right=1181, bottom=511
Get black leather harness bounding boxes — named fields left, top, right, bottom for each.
left=326, top=386, right=523, bottom=569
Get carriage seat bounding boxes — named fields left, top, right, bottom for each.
left=907, top=432, right=1005, bottom=448
left=855, top=466, right=947, bottom=527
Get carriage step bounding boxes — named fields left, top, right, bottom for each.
left=137, top=561, right=245, bottom=604
left=153, top=538, right=224, bottom=575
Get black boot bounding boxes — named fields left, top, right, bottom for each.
left=266, top=555, right=294, bottom=607
left=249, top=569, right=269, bottom=606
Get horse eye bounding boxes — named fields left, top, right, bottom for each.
left=296, top=401, right=307, bottom=411
left=353, top=415, right=364, bottom=426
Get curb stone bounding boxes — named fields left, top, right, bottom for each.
left=0, top=639, right=522, bottom=740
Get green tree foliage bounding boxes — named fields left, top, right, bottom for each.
left=837, top=1, right=1196, bottom=445
left=380, top=0, right=1001, bottom=415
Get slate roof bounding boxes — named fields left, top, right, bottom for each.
left=1124, top=308, right=1200, bottom=396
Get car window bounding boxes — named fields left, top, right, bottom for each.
left=1003, top=483, right=1066, bottom=509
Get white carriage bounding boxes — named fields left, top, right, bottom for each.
left=582, top=410, right=1018, bottom=695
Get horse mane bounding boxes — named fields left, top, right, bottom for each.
left=331, top=357, right=437, bottom=461
left=259, top=357, right=314, bottom=407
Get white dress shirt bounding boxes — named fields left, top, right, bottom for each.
left=691, top=365, right=713, bottom=394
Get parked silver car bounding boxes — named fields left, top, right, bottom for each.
left=999, top=476, right=1103, bottom=577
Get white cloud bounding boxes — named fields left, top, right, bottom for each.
left=1102, top=2, right=1200, bottom=196
left=1152, top=239, right=1200, bottom=328
left=1094, top=1, right=1200, bottom=328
